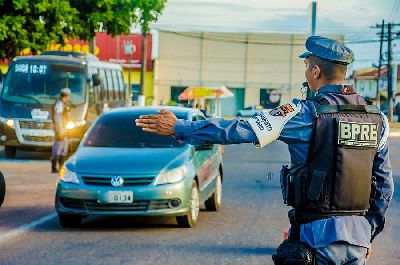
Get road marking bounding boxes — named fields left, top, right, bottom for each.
left=0, top=212, right=56, bottom=244
left=389, top=132, right=400, bottom=138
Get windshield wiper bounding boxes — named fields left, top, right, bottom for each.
left=15, top=94, right=43, bottom=107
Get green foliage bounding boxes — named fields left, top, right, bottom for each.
left=135, top=0, right=166, bottom=34
left=0, top=0, right=82, bottom=60
left=68, top=0, right=136, bottom=39
left=0, top=0, right=167, bottom=61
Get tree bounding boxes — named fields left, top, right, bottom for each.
left=0, top=0, right=82, bottom=60
left=135, top=0, right=166, bottom=101
left=68, top=0, right=136, bottom=40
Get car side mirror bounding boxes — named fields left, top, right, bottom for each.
left=194, top=143, right=214, bottom=151
left=92, top=73, right=101, bottom=87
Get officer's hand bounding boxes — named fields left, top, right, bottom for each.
left=366, top=247, right=372, bottom=260
left=135, top=109, right=177, bottom=136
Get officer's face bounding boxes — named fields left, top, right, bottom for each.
left=63, top=95, right=70, bottom=102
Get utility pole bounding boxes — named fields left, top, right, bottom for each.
left=372, top=21, right=400, bottom=121
left=375, top=20, right=385, bottom=108
left=311, top=0, right=317, bottom=36
left=387, top=23, right=394, bottom=121
left=139, top=33, right=148, bottom=107
left=306, top=0, right=317, bottom=98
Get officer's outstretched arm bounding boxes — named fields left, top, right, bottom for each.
left=135, top=100, right=301, bottom=146
left=136, top=109, right=257, bottom=145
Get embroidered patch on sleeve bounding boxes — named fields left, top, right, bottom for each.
left=248, top=100, right=301, bottom=148
left=270, top=103, right=295, bottom=117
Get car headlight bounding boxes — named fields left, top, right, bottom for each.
left=59, top=166, right=80, bottom=184
left=66, top=120, right=86, bottom=130
left=155, top=165, right=188, bottom=185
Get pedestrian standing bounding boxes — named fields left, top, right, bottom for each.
left=51, top=88, right=71, bottom=173
left=136, top=36, right=393, bottom=264
left=394, top=100, right=400, bottom=122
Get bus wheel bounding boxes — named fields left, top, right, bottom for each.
left=4, top=146, right=16, bottom=159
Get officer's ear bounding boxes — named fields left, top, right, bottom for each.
left=311, top=64, right=321, bottom=79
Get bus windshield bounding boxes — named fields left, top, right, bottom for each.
left=2, top=61, right=86, bottom=105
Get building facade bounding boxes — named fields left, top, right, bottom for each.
left=153, top=31, right=344, bottom=116
left=351, top=65, right=400, bottom=111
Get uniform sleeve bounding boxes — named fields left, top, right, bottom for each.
left=278, top=100, right=314, bottom=144
left=54, top=101, right=64, bottom=134
left=365, top=114, right=394, bottom=242
left=174, top=118, right=257, bottom=145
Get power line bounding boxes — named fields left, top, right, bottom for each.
left=157, top=29, right=398, bottom=46
left=390, top=0, right=400, bottom=22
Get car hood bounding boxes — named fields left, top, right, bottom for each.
left=69, top=145, right=192, bottom=175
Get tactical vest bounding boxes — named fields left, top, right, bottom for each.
left=51, top=99, right=70, bottom=130
left=281, top=87, right=383, bottom=223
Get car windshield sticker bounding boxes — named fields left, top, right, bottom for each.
left=338, top=121, right=378, bottom=147
left=248, top=100, right=301, bottom=148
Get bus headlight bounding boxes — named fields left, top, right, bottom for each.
left=66, top=120, right=86, bottom=130
left=6, top=119, right=14, bottom=128
left=155, top=165, right=188, bottom=185
left=59, top=166, right=80, bottom=184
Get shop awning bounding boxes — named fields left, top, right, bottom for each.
left=178, top=86, right=234, bottom=100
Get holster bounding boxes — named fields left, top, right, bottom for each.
left=272, top=210, right=315, bottom=265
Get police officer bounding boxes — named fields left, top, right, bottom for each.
left=135, top=36, right=393, bottom=264
left=51, top=88, right=71, bottom=173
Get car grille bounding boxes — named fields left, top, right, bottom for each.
left=81, top=176, right=155, bottom=186
left=60, top=198, right=173, bottom=212
left=19, top=120, right=53, bottom=130
left=23, top=135, right=54, bottom=143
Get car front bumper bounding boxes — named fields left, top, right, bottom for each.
left=55, top=176, right=193, bottom=217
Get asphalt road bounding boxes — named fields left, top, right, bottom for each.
left=0, top=140, right=399, bottom=265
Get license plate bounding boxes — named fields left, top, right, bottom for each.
left=28, top=129, right=50, bottom=137
left=102, top=191, right=133, bottom=204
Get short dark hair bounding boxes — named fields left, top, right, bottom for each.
left=308, top=55, right=347, bottom=81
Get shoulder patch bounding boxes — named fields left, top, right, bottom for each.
left=248, top=100, right=302, bottom=148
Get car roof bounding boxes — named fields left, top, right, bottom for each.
left=103, top=106, right=203, bottom=120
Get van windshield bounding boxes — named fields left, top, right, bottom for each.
left=2, top=61, right=86, bottom=105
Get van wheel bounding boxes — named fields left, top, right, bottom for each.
left=0, top=172, right=5, bottom=207
left=205, top=171, right=222, bottom=211
left=176, top=181, right=200, bottom=228
left=4, top=146, right=16, bottom=159
left=58, top=213, right=82, bottom=228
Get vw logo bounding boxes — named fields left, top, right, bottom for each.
left=111, top=176, right=124, bottom=187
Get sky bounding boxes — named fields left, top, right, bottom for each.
left=153, top=0, right=400, bottom=70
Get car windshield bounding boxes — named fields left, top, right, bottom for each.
left=84, top=112, right=186, bottom=148
left=2, top=61, right=86, bottom=105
